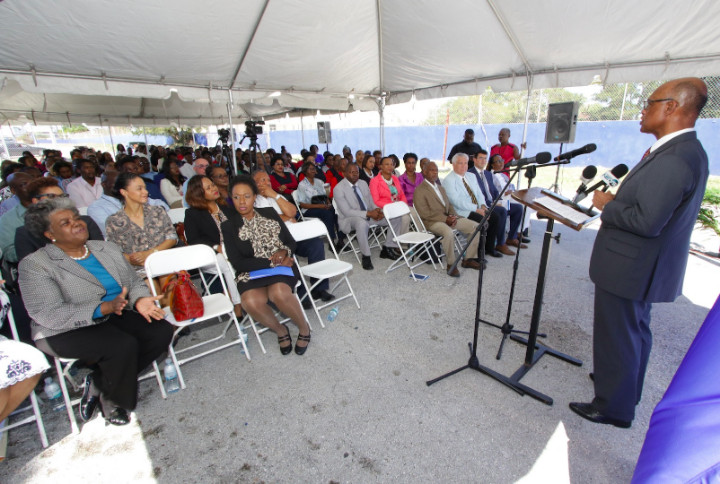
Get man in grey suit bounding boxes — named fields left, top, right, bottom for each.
left=334, top=163, right=401, bottom=270
left=570, top=78, right=709, bottom=428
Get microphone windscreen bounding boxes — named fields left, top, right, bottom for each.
left=535, top=152, right=552, bottom=164
left=585, top=143, right=598, bottom=154
left=581, top=165, right=598, bottom=179
left=611, top=163, right=629, bottom=178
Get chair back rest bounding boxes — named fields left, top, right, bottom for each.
left=145, top=244, right=218, bottom=279
left=168, top=207, right=186, bottom=225
left=287, top=218, right=328, bottom=243
left=382, top=201, right=410, bottom=220
left=293, top=195, right=305, bottom=220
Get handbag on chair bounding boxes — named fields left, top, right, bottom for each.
left=161, top=271, right=204, bottom=321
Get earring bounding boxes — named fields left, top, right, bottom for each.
left=51, top=239, right=56, bottom=243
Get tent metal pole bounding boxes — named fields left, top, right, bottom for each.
left=378, top=95, right=386, bottom=155
left=486, top=0, right=532, bottom=74
left=109, top=125, right=116, bottom=157
left=300, top=111, right=305, bottom=148
left=227, top=90, right=238, bottom=176
left=520, top=72, right=533, bottom=158
left=228, top=0, right=271, bottom=89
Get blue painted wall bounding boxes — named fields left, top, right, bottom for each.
left=264, top=119, right=720, bottom=175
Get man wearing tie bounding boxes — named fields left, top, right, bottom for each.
left=334, top=163, right=402, bottom=270
left=570, top=78, right=709, bottom=429
left=469, top=150, right=526, bottom=250
left=443, top=153, right=504, bottom=259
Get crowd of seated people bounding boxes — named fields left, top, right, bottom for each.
left=0, top=136, right=534, bottom=438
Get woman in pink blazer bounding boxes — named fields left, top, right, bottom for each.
left=369, top=156, right=407, bottom=208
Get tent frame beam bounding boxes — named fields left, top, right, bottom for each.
left=228, top=0, right=271, bottom=90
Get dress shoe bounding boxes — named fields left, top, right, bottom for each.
left=380, top=246, right=400, bottom=260
left=568, top=402, right=631, bottom=429
left=589, top=372, right=594, bottom=382
left=506, top=239, right=528, bottom=249
left=278, top=328, right=293, bottom=355
left=79, top=374, right=100, bottom=422
left=446, top=265, right=460, bottom=277
left=461, top=259, right=481, bottom=270
left=312, top=290, right=335, bottom=302
left=295, top=332, right=311, bottom=355
left=361, top=256, right=374, bottom=270
left=496, top=244, right=515, bottom=256
left=100, top=403, right=131, bottom=426
left=301, top=298, right=313, bottom=310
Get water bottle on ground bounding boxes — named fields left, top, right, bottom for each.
left=327, top=307, right=339, bottom=322
left=163, top=358, right=180, bottom=394
left=43, top=377, right=65, bottom=411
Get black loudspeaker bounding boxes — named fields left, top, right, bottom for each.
left=544, top=102, right=579, bottom=144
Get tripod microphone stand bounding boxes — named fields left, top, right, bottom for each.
left=426, top=160, right=555, bottom=401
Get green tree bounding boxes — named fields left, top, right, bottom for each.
left=131, top=126, right=193, bottom=145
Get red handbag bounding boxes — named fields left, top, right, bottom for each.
left=162, top=270, right=204, bottom=321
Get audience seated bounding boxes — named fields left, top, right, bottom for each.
left=15, top=178, right=103, bottom=262
left=443, top=153, right=506, bottom=259
left=252, top=170, right=335, bottom=306
left=269, top=154, right=298, bottom=199
left=398, top=152, right=424, bottom=206
left=489, top=154, right=532, bottom=243
left=207, top=166, right=231, bottom=203
left=358, top=155, right=377, bottom=185
left=105, top=173, right=178, bottom=278
left=413, top=161, right=482, bottom=277
left=183, top=175, right=243, bottom=317
left=469, top=151, right=525, bottom=251
left=19, top=198, right=173, bottom=426
left=181, top=159, right=210, bottom=207
left=221, top=176, right=312, bottom=356
left=51, top=160, right=76, bottom=192
left=0, top=173, right=35, bottom=264
left=87, top=170, right=168, bottom=238
left=368, top=156, right=411, bottom=234
left=334, top=162, right=403, bottom=270
left=295, top=162, right=343, bottom=248
left=66, top=159, right=103, bottom=209
left=159, top=159, right=186, bottom=209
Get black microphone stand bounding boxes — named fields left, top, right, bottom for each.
left=426, top=162, right=554, bottom=401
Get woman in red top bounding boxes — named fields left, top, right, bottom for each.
left=269, top=154, right=298, bottom=197
left=369, top=156, right=407, bottom=208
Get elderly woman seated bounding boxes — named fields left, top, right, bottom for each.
left=18, top=198, right=173, bottom=425
left=221, top=176, right=312, bottom=355
left=295, top=161, right=343, bottom=248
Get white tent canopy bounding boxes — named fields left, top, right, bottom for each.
left=2, top=0, right=720, bottom=125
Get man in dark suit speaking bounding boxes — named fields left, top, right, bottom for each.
left=569, top=78, right=709, bottom=428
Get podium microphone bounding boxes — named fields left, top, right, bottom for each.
left=507, top=151, right=552, bottom=168
left=554, top=143, right=597, bottom=161
left=571, top=165, right=598, bottom=203
left=584, top=164, right=629, bottom=195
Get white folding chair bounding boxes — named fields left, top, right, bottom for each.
left=382, top=201, right=441, bottom=280
left=331, top=199, right=386, bottom=263
left=0, top=295, right=49, bottom=447
left=144, top=244, right=251, bottom=397
left=287, top=219, right=360, bottom=327
left=53, top=358, right=80, bottom=434
left=167, top=207, right=186, bottom=225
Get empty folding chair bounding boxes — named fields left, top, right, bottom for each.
left=287, top=219, right=360, bottom=327
left=144, top=244, right=251, bottom=397
left=167, top=207, right=186, bottom=225
left=382, top=201, right=441, bottom=280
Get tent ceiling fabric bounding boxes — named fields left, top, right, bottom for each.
left=2, top=0, right=720, bottom=124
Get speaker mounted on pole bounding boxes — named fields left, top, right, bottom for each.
left=544, top=102, right=579, bottom=144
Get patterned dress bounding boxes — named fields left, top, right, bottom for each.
left=0, top=290, right=49, bottom=390
left=235, top=214, right=291, bottom=284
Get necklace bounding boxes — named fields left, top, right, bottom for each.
left=69, top=244, right=90, bottom=261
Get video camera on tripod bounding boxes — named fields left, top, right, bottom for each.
left=244, top=120, right=264, bottom=138
left=217, top=128, right=231, bottom=144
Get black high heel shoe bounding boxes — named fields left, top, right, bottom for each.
left=295, top=332, right=311, bottom=355
left=278, top=328, right=293, bottom=355
left=99, top=400, right=131, bottom=426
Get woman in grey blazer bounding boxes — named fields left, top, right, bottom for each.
left=18, top=197, right=173, bottom=426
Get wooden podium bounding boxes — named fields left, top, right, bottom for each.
left=505, top=187, right=600, bottom=404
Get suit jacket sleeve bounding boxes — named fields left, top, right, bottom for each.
left=601, top=153, right=698, bottom=238
left=413, top=184, right=446, bottom=226
left=184, top=208, right=220, bottom=247
left=335, top=181, right=367, bottom=219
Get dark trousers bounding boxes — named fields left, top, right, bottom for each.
left=467, top=210, right=500, bottom=253
left=591, top=285, right=652, bottom=421
left=303, top=207, right=338, bottom=241
left=295, top=236, right=329, bottom=295
left=507, top=203, right=523, bottom=241
left=35, top=311, right=174, bottom=410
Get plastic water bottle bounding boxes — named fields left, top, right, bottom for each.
left=43, top=377, right=65, bottom=412
left=163, top=358, right=180, bottom=394
left=327, top=307, right=339, bottom=322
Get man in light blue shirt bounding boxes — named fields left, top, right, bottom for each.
left=443, top=153, right=505, bottom=258
left=182, top=159, right=210, bottom=207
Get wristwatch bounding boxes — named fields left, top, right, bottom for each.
left=275, top=194, right=282, bottom=200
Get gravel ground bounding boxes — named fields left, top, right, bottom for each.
left=2, top=218, right=718, bottom=484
